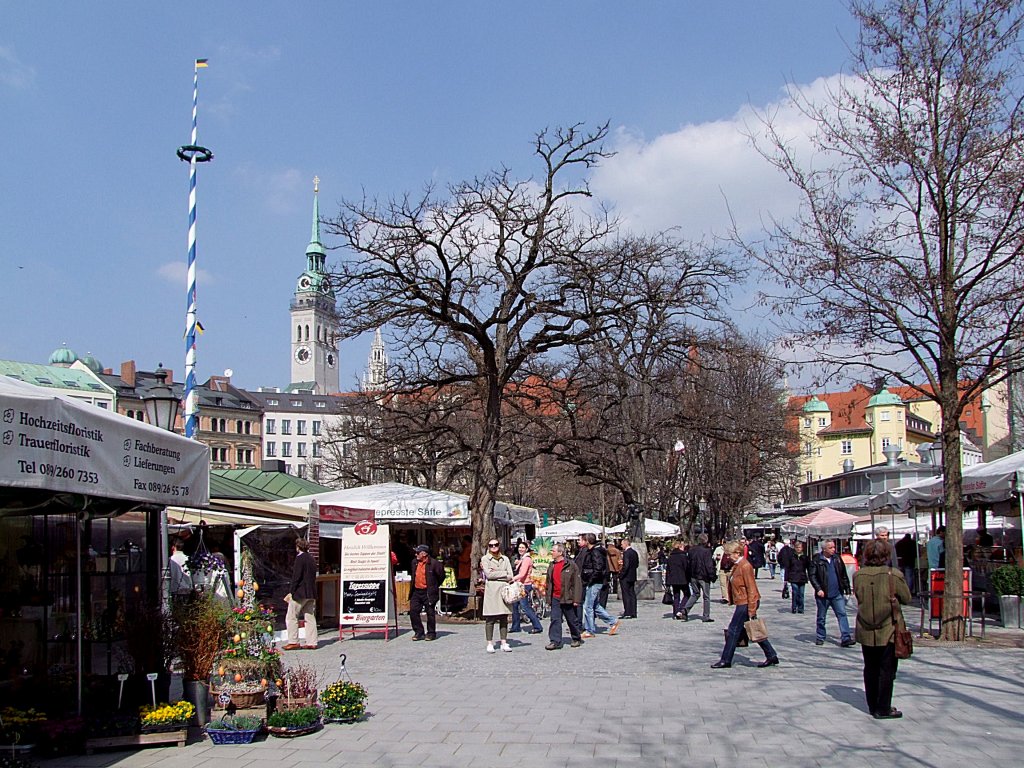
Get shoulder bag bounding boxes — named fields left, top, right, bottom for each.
left=889, top=570, right=913, bottom=659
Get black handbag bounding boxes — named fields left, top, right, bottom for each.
left=662, top=589, right=674, bottom=605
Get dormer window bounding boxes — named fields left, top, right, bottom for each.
left=817, top=417, right=827, bottom=427
left=881, top=411, right=891, bottom=421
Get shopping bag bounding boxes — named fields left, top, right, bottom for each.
left=744, top=617, right=769, bottom=642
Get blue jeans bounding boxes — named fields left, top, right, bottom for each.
left=719, top=603, right=777, bottom=665
left=902, top=566, right=916, bottom=594
left=582, top=583, right=617, bottom=632
left=548, top=600, right=581, bottom=645
left=790, top=582, right=806, bottom=613
left=510, top=584, right=542, bottom=632
left=815, top=593, right=852, bottom=642
left=767, top=563, right=777, bottom=578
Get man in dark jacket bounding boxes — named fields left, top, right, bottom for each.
left=747, top=536, right=766, bottom=578
left=777, top=539, right=794, bottom=599
left=284, top=538, right=318, bottom=650
left=665, top=540, right=690, bottom=619
left=808, top=540, right=854, bottom=646
left=618, top=538, right=640, bottom=618
left=683, top=534, right=716, bottom=622
left=409, top=544, right=446, bottom=641
left=784, top=541, right=811, bottom=613
left=575, top=533, right=620, bottom=637
left=545, top=543, right=584, bottom=649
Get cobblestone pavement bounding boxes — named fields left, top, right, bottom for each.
left=40, top=578, right=1024, bottom=768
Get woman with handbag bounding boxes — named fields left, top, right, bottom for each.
left=711, top=541, right=780, bottom=669
left=509, top=542, right=543, bottom=634
left=480, top=538, right=515, bottom=653
left=853, top=539, right=912, bottom=719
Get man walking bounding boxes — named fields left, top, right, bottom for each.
left=575, top=534, right=620, bottom=637
left=747, top=535, right=766, bottom=579
left=808, top=540, right=854, bottom=647
left=895, top=533, right=917, bottom=594
left=618, top=537, right=639, bottom=619
left=545, top=543, right=584, bottom=649
left=777, top=538, right=794, bottom=599
left=927, top=526, right=946, bottom=570
left=683, top=533, right=716, bottom=622
left=606, top=539, right=623, bottom=598
left=409, top=544, right=445, bottom=642
left=874, top=527, right=899, bottom=568
left=284, top=538, right=318, bottom=650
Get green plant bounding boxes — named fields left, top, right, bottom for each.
left=990, top=565, right=1024, bottom=597
left=320, top=681, right=368, bottom=721
left=279, top=662, right=322, bottom=700
left=139, top=701, right=195, bottom=727
left=207, top=714, right=262, bottom=732
left=0, top=706, right=46, bottom=745
left=267, top=705, right=320, bottom=729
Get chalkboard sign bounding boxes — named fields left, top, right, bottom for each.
left=342, top=579, right=387, bottom=613
left=339, top=521, right=394, bottom=628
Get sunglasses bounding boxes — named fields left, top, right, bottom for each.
left=488, top=542, right=500, bottom=547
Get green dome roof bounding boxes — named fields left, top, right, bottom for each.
left=48, top=343, right=78, bottom=366
left=868, top=389, right=903, bottom=408
left=802, top=396, right=830, bottom=413
left=80, top=353, right=103, bottom=374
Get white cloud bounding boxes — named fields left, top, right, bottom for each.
left=591, top=74, right=847, bottom=240
left=233, top=164, right=305, bottom=215
left=0, top=46, right=35, bottom=90
left=157, top=261, right=214, bottom=286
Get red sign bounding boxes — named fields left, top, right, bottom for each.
left=354, top=520, right=378, bottom=535
left=320, top=505, right=374, bottom=524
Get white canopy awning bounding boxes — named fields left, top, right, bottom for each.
left=606, top=519, right=680, bottom=537
left=0, top=375, right=209, bottom=507
left=536, top=520, right=605, bottom=539
left=869, top=450, right=1024, bottom=513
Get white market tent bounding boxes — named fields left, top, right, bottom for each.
left=606, top=519, right=681, bottom=537
left=536, top=520, right=605, bottom=539
left=281, top=482, right=514, bottom=537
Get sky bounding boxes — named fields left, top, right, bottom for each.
left=0, top=1, right=859, bottom=393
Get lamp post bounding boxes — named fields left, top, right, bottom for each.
left=698, top=497, right=708, bottom=536
left=143, top=364, right=180, bottom=431
left=142, top=364, right=181, bottom=615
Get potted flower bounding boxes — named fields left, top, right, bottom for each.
left=139, top=701, right=195, bottom=733
left=990, top=565, right=1024, bottom=628
left=187, top=549, right=228, bottom=589
left=171, top=591, right=228, bottom=724
left=205, top=713, right=263, bottom=745
left=213, top=604, right=282, bottom=709
left=266, top=704, right=321, bottom=737
left=0, top=706, right=45, bottom=755
left=275, top=662, right=321, bottom=710
left=320, top=681, right=368, bottom=723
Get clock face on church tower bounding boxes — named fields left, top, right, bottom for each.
left=295, top=345, right=311, bottom=363
left=326, top=353, right=336, bottom=368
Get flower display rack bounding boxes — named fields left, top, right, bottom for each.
left=84, top=729, right=187, bottom=754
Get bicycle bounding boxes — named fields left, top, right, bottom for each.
left=528, top=583, right=548, bottom=619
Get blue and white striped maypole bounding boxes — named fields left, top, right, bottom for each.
left=177, top=58, right=212, bottom=438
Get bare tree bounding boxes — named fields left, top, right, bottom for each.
left=325, top=123, right=669, bottom=572
left=744, top=0, right=1024, bottom=639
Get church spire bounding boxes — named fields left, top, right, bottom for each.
left=306, top=175, right=326, bottom=273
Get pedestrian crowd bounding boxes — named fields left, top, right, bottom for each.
left=402, top=526, right=917, bottom=721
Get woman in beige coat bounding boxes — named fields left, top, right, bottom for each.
left=479, top=538, right=515, bottom=653
left=853, top=539, right=912, bottom=719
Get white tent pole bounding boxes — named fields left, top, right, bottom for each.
left=76, top=510, right=83, bottom=717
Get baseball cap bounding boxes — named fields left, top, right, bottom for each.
left=415, top=544, right=430, bottom=553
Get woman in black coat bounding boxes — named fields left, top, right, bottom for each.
left=784, top=541, right=811, bottom=614
left=665, top=540, right=690, bottom=620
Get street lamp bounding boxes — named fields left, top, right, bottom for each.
left=143, top=364, right=180, bottom=431
left=698, top=497, right=708, bottom=535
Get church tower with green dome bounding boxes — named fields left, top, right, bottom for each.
left=289, top=177, right=339, bottom=393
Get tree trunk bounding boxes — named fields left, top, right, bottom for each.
left=468, top=377, right=502, bottom=577
left=939, top=368, right=966, bottom=641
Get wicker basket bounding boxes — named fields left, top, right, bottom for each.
left=212, top=688, right=266, bottom=710
left=207, top=727, right=262, bottom=745
left=267, top=722, right=320, bottom=738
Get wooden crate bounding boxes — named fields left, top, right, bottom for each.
left=84, top=728, right=187, bottom=754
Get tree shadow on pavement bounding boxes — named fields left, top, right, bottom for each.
left=822, top=683, right=869, bottom=715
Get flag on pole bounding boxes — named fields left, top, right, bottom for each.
left=195, top=58, right=209, bottom=68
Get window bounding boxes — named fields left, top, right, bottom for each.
left=266, top=419, right=276, bottom=434
left=236, top=420, right=243, bottom=433
left=291, top=399, right=303, bottom=407
left=209, top=418, right=217, bottom=432
left=343, top=441, right=355, bottom=458
left=804, top=442, right=813, bottom=457
left=841, top=440, right=852, bottom=455
left=266, top=442, right=276, bottom=457
left=267, top=398, right=279, bottom=406
left=236, top=449, right=244, bottom=464
left=244, top=421, right=251, bottom=435
left=312, top=443, right=321, bottom=458
left=312, top=420, right=321, bottom=436
left=315, top=401, right=326, bottom=409
left=297, top=465, right=307, bottom=479
left=816, top=447, right=822, bottom=456
left=96, top=401, right=108, bottom=409
left=818, top=417, right=827, bottom=427
left=882, top=437, right=891, bottom=449
left=897, top=410, right=903, bottom=422
left=282, top=443, right=292, bottom=457
left=312, top=466, right=320, bottom=482
left=803, top=418, right=811, bottom=428
left=297, top=420, right=307, bottom=435
left=282, top=420, right=292, bottom=435
left=806, top=471, right=813, bottom=483
left=297, top=443, right=307, bottom=458
left=219, top=418, right=226, bottom=432
left=881, top=411, right=891, bottom=422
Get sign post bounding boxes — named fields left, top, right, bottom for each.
left=338, top=520, right=398, bottom=640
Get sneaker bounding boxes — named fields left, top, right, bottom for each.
left=486, top=643, right=496, bottom=654
left=526, top=628, right=542, bottom=634
left=500, top=642, right=512, bottom=653
left=841, top=639, right=857, bottom=648
left=608, top=621, right=620, bottom=635
left=814, top=639, right=825, bottom=646
left=674, top=612, right=684, bottom=620
left=411, top=635, right=425, bottom=642
left=545, top=642, right=563, bottom=651
left=570, top=639, right=582, bottom=648
left=425, top=634, right=436, bottom=641
left=581, top=631, right=595, bottom=639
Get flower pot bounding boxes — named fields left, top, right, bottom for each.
left=183, top=679, right=212, bottom=726
left=999, top=594, right=1022, bottom=628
